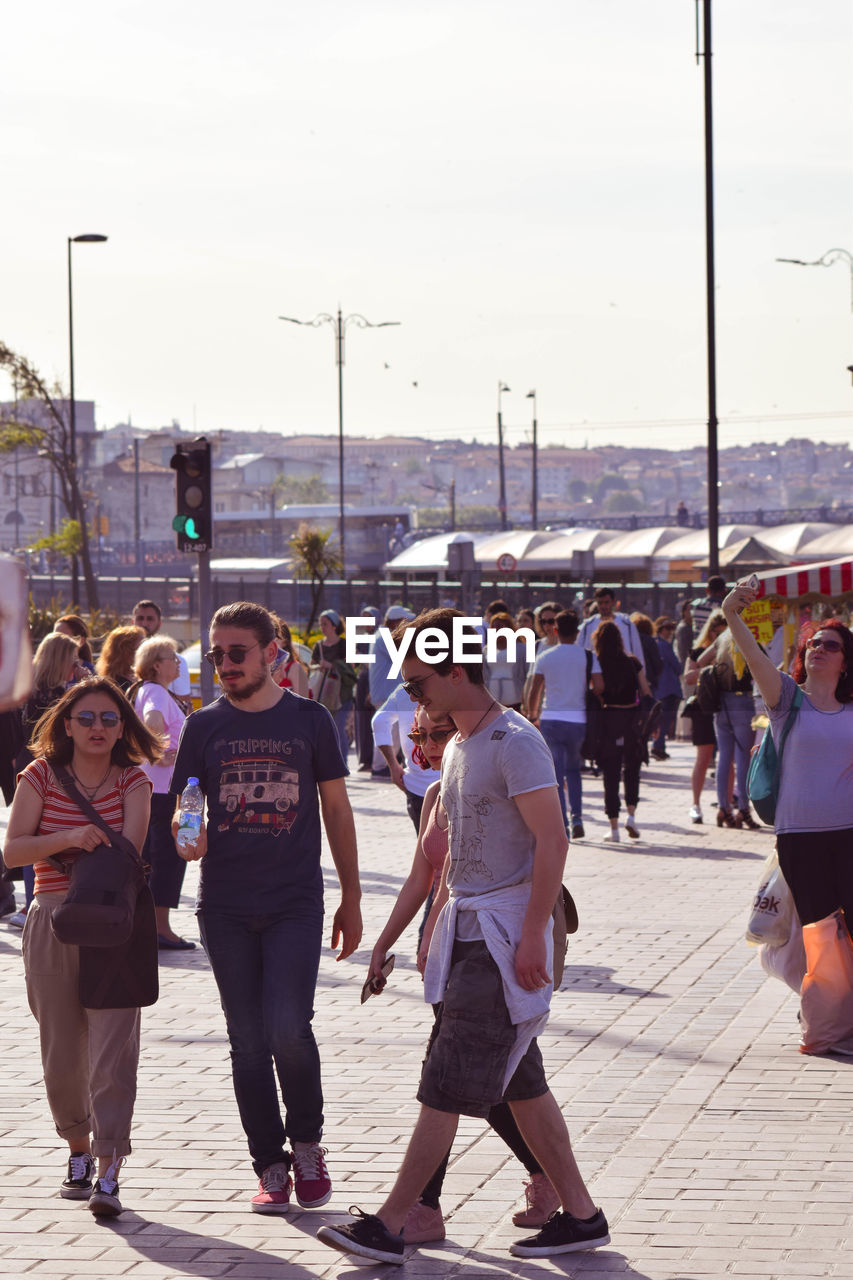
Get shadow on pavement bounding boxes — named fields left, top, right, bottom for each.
left=92, top=1210, right=331, bottom=1277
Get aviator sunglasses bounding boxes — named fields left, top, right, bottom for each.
left=205, top=642, right=260, bottom=667
left=407, top=726, right=456, bottom=747
left=68, top=710, right=121, bottom=728
left=806, top=636, right=843, bottom=653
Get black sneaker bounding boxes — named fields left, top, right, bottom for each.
left=318, top=1206, right=405, bottom=1264
left=510, top=1207, right=610, bottom=1257
left=88, top=1157, right=124, bottom=1217
left=571, top=823, right=585, bottom=840
left=60, top=1152, right=95, bottom=1200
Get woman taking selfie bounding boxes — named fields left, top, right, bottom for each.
left=4, top=678, right=161, bottom=1218
left=721, top=583, right=853, bottom=936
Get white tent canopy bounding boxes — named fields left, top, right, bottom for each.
left=794, top=525, right=853, bottom=562
left=655, top=524, right=762, bottom=561
left=751, top=523, right=838, bottom=557
left=384, top=531, right=490, bottom=574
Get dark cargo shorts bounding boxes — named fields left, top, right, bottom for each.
left=417, top=939, right=548, bottom=1119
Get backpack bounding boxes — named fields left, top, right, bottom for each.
left=695, top=664, right=722, bottom=715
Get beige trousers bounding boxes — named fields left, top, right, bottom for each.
left=23, top=893, right=140, bottom=1157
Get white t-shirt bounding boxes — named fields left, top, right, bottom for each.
left=533, top=643, right=588, bottom=723
left=578, top=611, right=644, bottom=674
left=135, top=681, right=187, bottom=793
left=170, top=652, right=191, bottom=697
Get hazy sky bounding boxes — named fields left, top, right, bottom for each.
left=3, top=1, right=852, bottom=453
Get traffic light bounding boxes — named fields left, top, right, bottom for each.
left=170, top=437, right=212, bottom=552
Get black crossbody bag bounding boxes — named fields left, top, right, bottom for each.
left=48, top=768, right=159, bottom=1009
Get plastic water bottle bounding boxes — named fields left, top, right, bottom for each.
left=176, top=778, right=204, bottom=851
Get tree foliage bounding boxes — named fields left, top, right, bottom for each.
left=288, top=523, right=343, bottom=634
left=273, top=473, right=330, bottom=505
left=0, top=341, right=99, bottom=609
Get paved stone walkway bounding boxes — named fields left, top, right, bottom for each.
left=1, top=742, right=851, bottom=1279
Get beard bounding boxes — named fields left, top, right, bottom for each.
left=224, top=666, right=269, bottom=702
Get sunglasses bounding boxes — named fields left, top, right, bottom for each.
left=68, top=710, right=121, bottom=728
left=408, top=727, right=456, bottom=747
left=541, top=617, right=556, bottom=626
left=806, top=636, right=843, bottom=653
left=401, top=672, right=437, bottom=700
left=205, top=642, right=260, bottom=667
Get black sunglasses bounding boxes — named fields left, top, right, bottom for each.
left=68, top=710, right=121, bottom=728
left=205, top=642, right=260, bottom=667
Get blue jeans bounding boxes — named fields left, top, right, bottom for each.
left=540, top=719, right=585, bottom=828
left=714, top=692, right=754, bottom=814
left=198, top=907, right=324, bottom=1175
left=332, top=700, right=352, bottom=764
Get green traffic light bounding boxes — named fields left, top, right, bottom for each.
left=185, top=517, right=199, bottom=539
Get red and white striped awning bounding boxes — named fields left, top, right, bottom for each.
left=756, top=556, right=853, bottom=599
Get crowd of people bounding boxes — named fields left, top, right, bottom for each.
left=1, top=578, right=851, bottom=1262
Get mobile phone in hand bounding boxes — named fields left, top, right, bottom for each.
left=360, top=954, right=395, bottom=1004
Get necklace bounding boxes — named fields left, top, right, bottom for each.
left=70, top=761, right=113, bottom=801
left=461, top=697, right=498, bottom=740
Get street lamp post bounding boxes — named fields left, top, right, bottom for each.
left=279, top=308, right=400, bottom=574
left=695, top=0, right=719, bottom=577
left=526, top=389, right=538, bottom=530
left=776, top=248, right=853, bottom=311
left=68, top=233, right=107, bottom=603
left=777, top=249, right=853, bottom=384
left=497, top=381, right=511, bottom=531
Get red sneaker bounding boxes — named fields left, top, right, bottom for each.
left=251, top=1161, right=293, bottom=1214
left=291, top=1142, right=332, bottom=1208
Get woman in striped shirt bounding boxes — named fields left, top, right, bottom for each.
left=5, top=678, right=161, bottom=1218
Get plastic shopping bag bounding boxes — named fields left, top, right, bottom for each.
left=799, top=909, right=853, bottom=1055
left=758, top=905, right=806, bottom=993
left=745, top=851, right=794, bottom=947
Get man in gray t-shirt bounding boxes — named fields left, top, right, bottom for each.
left=319, top=608, right=609, bottom=1265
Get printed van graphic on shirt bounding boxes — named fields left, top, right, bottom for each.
left=213, top=737, right=305, bottom=837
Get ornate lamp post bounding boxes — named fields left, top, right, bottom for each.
left=279, top=308, right=400, bottom=572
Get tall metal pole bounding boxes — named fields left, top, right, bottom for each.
left=697, top=0, right=719, bottom=576
left=497, top=381, right=510, bottom=531
left=336, top=308, right=346, bottom=572
left=67, top=238, right=80, bottom=603
left=133, top=437, right=142, bottom=573
left=198, top=548, right=214, bottom=705
left=527, top=390, right=538, bottom=530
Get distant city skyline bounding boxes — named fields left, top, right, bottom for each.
left=3, top=1, right=852, bottom=450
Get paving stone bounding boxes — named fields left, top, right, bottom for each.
left=1, top=744, right=851, bottom=1278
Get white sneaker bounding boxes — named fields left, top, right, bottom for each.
left=603, top=829, right=620, bottom=843
left=689, top=804, right=703, bottom=824
left=625, top=816, right=640, bottom=839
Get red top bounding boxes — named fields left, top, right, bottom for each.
left=18, top=758, right=151, bottom=894
left=421, top=787, right=448, bottom=882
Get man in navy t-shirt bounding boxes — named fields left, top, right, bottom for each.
left=171, top=601, right=362, bottom=1216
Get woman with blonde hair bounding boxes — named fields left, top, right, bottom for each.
left=96, top=626, right=145, bottom=694
left=131, top=636, right=193, bottom=949
left=682, top=609, right=727, bottom=824
left=11, top=633, right=83, bottom=927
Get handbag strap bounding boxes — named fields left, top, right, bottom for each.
left=774, top=685, right=804, bottom=767
left=53, top=766, right=144, bottom=868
